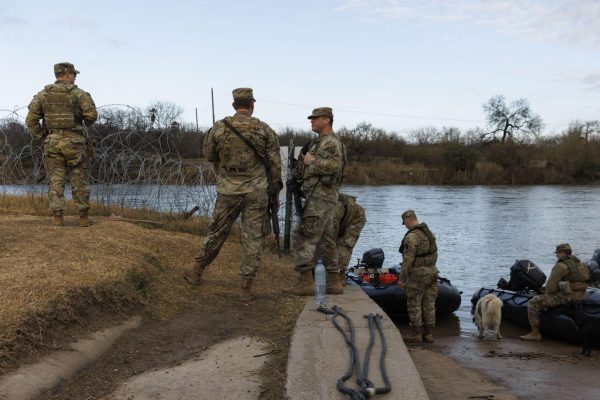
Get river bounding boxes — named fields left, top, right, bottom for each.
left=4, top=183, right=600, bottom=334
left=342, top=185, right=600, bottom=335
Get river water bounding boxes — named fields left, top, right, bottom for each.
left=4, top=183, right=600, bottom=334
left=341, top=185, right=600, bottom=335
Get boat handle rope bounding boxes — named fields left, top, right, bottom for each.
left=317, top=305, right=392, bottom=399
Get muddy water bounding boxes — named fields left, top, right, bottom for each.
left=342, top=185, right=600, bottom=335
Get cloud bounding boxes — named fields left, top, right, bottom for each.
left=336, top=0, right=600, bottom=48
left=580, top=71, right=600, bottom=92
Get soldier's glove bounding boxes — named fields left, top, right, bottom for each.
left=286, top=179, right=298, bottom=193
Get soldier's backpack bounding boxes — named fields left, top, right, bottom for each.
left=41, top=84, right=78, bottom=129
left=587, top=260, right=600, bottom=283
left=507, top=259, right=547, bottom=292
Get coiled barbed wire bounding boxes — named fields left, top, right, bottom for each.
left=0, top=105, right=218, bottom=216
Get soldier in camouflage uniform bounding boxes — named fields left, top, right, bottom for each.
left=286, top=107, right=346, bottom=296
left=330, top=193, right=366, bottom=285
left=521, top=243, right=590, bottom=341
left=184, top=88, right=282, bottom=302
left=398, top=210, right=439, bottom=343
left=26, top=62, right=97, bottom=227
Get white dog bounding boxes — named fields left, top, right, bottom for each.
left=473, top=294, right=503, bottom=340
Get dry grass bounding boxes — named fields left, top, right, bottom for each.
left=0, top=211, right=301, bottom=380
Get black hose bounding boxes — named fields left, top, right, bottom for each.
left=317, top=306, right=392, bottom=399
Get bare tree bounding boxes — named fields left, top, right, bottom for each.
left=148, top=100, right=184, bottom=130
left=568, top=120, right=600, bottom=143
left=408, top=126, right=440, bottom=145
left=482, top=95, right=543, bottom=143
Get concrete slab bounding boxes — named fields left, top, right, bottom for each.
left=103, top=336, right=268, bottom=400
left=0, top=316, right=142, bottom=400
left=286, top=285, right=429, bottom=400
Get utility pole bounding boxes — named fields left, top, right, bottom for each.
left=195, top=107, right=199, bottom=133
left=211, top=87, right=215, bottom=124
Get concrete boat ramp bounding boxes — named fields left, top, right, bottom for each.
left=286, top=284, right=429, bottom=399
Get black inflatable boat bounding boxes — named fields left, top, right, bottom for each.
left=347, top=248, right=462, bottom=318
left=472, top=258, right=600, bottom=345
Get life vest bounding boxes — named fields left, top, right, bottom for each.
left=560, top=255, right=590, bottom=284
left=399, top=223, right=437, bottom=258
left=41, top=84, right=79, bottom=129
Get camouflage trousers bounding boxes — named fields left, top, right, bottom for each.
left=195, top=190, right=268, bottom=278
left=527, top=293, right=570, bottom=327
left=43, top=131, right=90, bottom=211
left=337, top=232, right=362, bottom=269
left=406, top=267, right=438, bottom=328
left=294, top=197, right=339, bottom=273
left=337, top=245, right=354, bottom=270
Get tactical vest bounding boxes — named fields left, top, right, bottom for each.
left=219, top=117, right=263, bottom=171
left=560, top=256, right=589, bottom=284
left=41, top=84, right=79, bottom=129
left=338, top=194, right=352, bottom=238
left=399, top=223, right=438, bottom=258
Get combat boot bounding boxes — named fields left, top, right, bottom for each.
left=51, top=210, right=64, bottom=226
left=184, top=262, right=205, bottom=285
left=240, top=277, right=255, bottom=302
left=326, top=272, right=344, bottom=294
left=284, top=271, right=314, bottom=296
left=339, top=271, right=347, bottom=287
left=423, top=326, right=434, bottom=343
left=404, top=326, right=423, bottom=343
left=520, top=326, right=542, bottom=341
left=79, top=209, right=92, bottom=227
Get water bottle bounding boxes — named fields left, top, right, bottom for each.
left=314, top=258, right=327, bottom=306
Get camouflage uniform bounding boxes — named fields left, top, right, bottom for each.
left=400, top=213, right=439, bottom=328
left=292, top=108, right=345, bottom=273
left=329, top=193, right=366, bottom=269
left=527, top=254, right=590, bottom=327
left=195, top=88, right=282, bottom=278
left=26, top=63, right=97, bottom=212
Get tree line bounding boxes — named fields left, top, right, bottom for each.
left=1, top=97, right=599, bottom=185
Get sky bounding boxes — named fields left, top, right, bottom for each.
left=1, top=0, right=599, bottom=136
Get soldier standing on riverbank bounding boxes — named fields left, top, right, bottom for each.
left=26, top=62, right=98, bottom=227
left=286, top=107, right=346, bottom=296
left=521, top=243, right=590, bottom=341
left=184, top=88, right=282, bottom=302
left=398, top=210, right=439, bottom=343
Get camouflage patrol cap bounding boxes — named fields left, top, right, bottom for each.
left=307, top=107, right=333, bottom=119
left=54, top=62, right=80, bottom=75
left=555, top=243, right=572, bottom=254
left=401, top=209, right=417, bottom=224
left=232, top=88, right=256, bottom=102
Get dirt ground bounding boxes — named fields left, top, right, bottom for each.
left=399, top=315, right=600, bottom=400
left=0, top=213, right=303, bottom=399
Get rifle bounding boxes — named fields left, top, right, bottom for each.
left=286, top=140, right=314, bottom=217
left=221, top=119, right=281, bottom=254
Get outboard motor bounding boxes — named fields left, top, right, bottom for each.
left=361, top=248, right=385, bottom=268
left=587, top=260, right=600, bottom=284
left=507, top=260, right=546, bottom=292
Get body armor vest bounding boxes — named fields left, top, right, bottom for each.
left=399, top=223, right=438, bottom=257
left=41, top=84, right=78, bottom=129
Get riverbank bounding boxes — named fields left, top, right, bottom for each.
left=0, top=213, right=303, bottom=399
left=397, top=319, right=600, bottom=400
